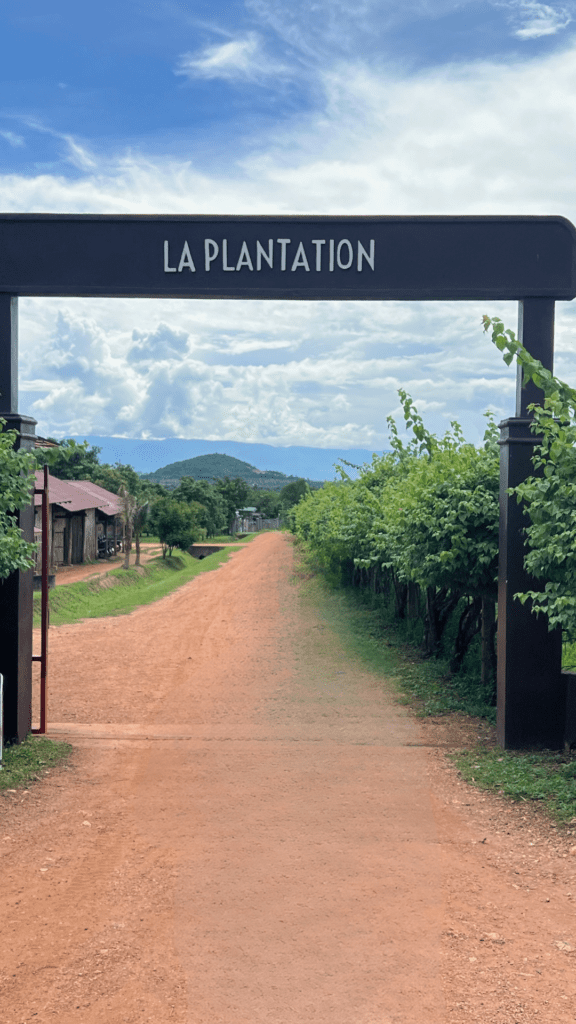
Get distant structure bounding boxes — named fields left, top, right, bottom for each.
left=231, top=507, right=280, bottom=534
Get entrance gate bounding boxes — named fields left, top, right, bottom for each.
left=1, top=214, right=575, bottom=747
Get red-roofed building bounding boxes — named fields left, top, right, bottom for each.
left=33, top=471, right=123, bottom=569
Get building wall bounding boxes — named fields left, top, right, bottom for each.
left=36, top=505, right=121, bottom=566
left=52, top=511, right=67, bottom=565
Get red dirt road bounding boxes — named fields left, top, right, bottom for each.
left=3, top=532, right=576, bottom=1023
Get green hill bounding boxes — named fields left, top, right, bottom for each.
left=143, top=453, right=323, bottom=492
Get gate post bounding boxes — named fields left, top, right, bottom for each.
left=0, top=294, right=37, bottom=743
left=497, top=298, right=565, bottom=749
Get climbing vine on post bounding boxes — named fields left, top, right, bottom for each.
left=0, top=419, right=36, bottom=580
left=483, top=315, right=576, bottom=635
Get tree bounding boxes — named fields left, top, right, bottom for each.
left=172, top=477, right=227, bottom=536
left=484, top=315, right=576, bottom=636
left=92, top=461, right=142, bottom=496
left=152, top=498, right=204, bottom=557
left=291, top=391, right=500, bottom=689
left=215, top=477, right=251, bottom=531
left=40, top=437, right=150, bottom=499
left=0, top=420, right=37, bottom=579
left=118, top=486, right=137, bottom=569
left=132, top=501, right=150, bottom=567
left=279, top=479, right=310, bottom=510
left=117, top=486, right=151, bottom=569
left=40, top=438, right=102, bottom=479
left=253, top=489, right=282, bottom=519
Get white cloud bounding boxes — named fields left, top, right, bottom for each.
left=62, top=135, right=98, bottom=171
left=3, top=41, right=576, bottom=218
left=17, top=296, right=521, bottom=447
left=8, top=40, right=576, bottom=447
left=176, top=32, right=286, bottom=83
left=0, top=131, right=25, bottom=148
left=501, top=1, right=573, bottom=38
left=11, top=116, right=98, bottom=170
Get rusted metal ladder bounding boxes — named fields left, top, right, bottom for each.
left=32, top=464, right=49, bottom=735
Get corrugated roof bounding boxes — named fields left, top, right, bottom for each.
left=69, top=480, right=122, bottom=517
left=35, top=436, right=61, bottom=449
left=34, top=472, right=122, bottom=515
left=34, top=471, right=98, bottom=512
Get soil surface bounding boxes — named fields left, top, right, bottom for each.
left=3, top=531, right=576, bottom=1023
left=52, top=542, right=169, bottom=586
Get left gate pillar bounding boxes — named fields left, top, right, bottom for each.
left=0, top=294, right=37, bottom=743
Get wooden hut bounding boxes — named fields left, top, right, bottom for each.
left=33, top=472, right=122, bottom=569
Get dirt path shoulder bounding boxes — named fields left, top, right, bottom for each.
left=52, top=542, right=167, bottom=586
left=2, top=532, right=576, bottom=1023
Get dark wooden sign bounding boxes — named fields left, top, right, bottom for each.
left=0, top=213, right=575, bottom=300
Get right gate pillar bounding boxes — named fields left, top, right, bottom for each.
left=497, top=297, right=565, bottom=748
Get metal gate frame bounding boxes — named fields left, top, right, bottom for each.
left=32, top=464, right=49, bottom=735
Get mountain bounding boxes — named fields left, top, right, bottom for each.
left=67, top=436, right=386, bottom=480
left=142, top=453, right=323, bottom=491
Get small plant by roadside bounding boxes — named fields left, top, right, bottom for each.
left=449, top=748, right=576, bottom=824
left=1, top=736, right=72, bottom=791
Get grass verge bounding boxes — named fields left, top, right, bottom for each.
left=292, top=537, right=576, bottom=825
left=1, top=735, right=73, bottom=791
left=34, top=548, right=238, bottom=626
left=294, top=548, right=496, bottom=722
left=208, top=533, right=257, bottom=543
left=448, top=748, right=576, bottom=824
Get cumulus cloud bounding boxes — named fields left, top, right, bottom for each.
left=17, top=295, right=521, bottom=447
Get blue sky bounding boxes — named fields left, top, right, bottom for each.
left=3, top=0, right=576, bottom=451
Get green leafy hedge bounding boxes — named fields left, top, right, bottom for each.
left=291, top=389, right=500, bottom=689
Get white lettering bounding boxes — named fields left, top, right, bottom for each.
left=236, top=241, right=254, bottom=272
left=329, top=239, right=335, bottom=272
left=205, top=239, right=218, bottom=271
left=164, top=240, right=177, bottom=273
left=291, top=241, right=310, bottom=272
left=337, top=239, right=353, bottom=270
left=311, top=239, right=325, bottom=271
left=277, top=238, right=291, bottom=271
left=222, top=239, right=235, bottom=271
left=256, top=239, right=273, bottom=270
left=178, top=240, right=196, bottom=273
left=357, top=240, right=375, bottom=271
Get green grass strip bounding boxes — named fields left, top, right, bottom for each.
left=1, top=735, right=73, bottom=790
left=449, top=748, right=576, bottom=824
left=34, top=548, right=238, bottom=626
left=207, top=533, right=258, bottom=543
